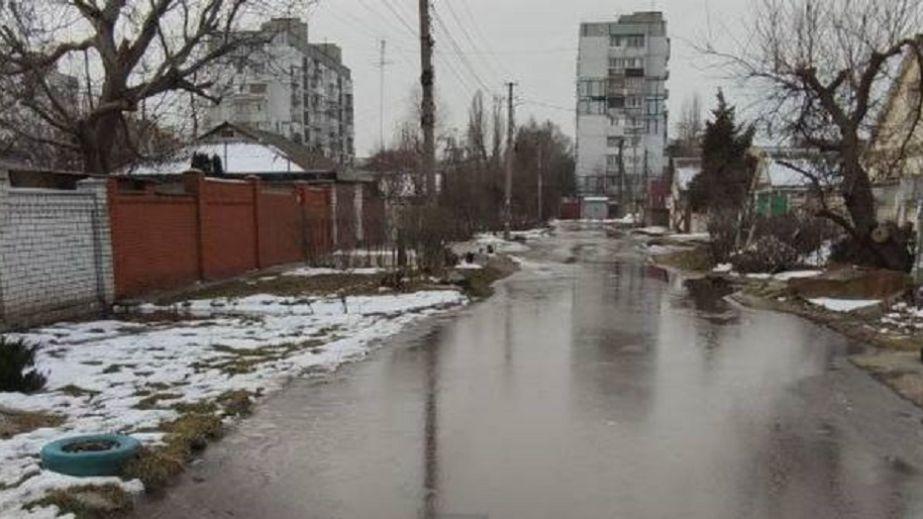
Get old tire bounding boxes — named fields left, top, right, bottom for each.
left=41, top=434, right=141, bottom=477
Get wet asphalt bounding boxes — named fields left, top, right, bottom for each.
left=133, top=224, right=923, bottom=519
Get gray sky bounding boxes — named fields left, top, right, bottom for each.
left=306, top=0, right=746, bottom=157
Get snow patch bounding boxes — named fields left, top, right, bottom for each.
left=808, top=298, right=880, bottom=312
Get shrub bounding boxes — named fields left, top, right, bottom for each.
left=706, top=210, right=745, bottom=264
left=731, top=235, right=800, bottom=273
left=0, top=337, right=46, bottom=393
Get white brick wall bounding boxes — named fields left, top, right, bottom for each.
left=0, top=173, right=114, bottom=328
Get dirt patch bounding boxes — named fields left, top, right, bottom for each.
left=453, top=256, right=520, bottom=298
left=787, top=266, right=910, bottom=300
left=652, top=247, right=715, bottom=272
left=154, top=272, right=392, bottom=305
left=0, top=408, right=65, bottom=439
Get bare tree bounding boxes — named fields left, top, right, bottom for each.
left=675, top=92, right=703, bottom=155
left=0, top=0, right=309, bottom=174
left=707, top=0, right=923, bottom=270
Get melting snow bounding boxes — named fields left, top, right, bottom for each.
left=808, top=298, right=880, bottom=312
left=0, top=290, right=466, bottom=516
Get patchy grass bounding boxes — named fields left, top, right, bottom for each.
left=135, top=392, right=183, bottom=410
left=198, top=341, right=323, bottom=375
left=156, top=272, right=391, bottom=304
left=25, top=484, right=133, bottom=519
left=58, top=385, right=101, bottom=398
left=121, top=412, right=223, bottom=493
left=0, top=409, right=65, bottom=439
left=217, top=390, right=254, bottom=417
left=454, top=256, right=519, bottom=299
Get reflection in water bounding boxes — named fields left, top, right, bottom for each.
left=421, top=338, right=439, bottom=519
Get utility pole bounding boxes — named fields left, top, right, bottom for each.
left=537, top=143, right=544, bottom=223
left=377, top=40, right=392, bottom=152
left=418, top=0, right=437, bottom=200
left=504, top=81, right=516, bottom=240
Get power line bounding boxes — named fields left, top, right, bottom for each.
left=520, top=98, right=576, bottom=112
left=431, top=7, right=492, bottom=93
left=441, top=1, right=505, bottom=83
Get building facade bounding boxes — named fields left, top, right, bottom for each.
left=206, top=18, right=355, bottom=165
left=576, top=12, right=670, bottom=213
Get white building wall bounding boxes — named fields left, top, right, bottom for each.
left=0, top=174, right=114, bottom=328
left=206, top=19, right=355, bottom=165
left=576, top=12, right=670, bottom=207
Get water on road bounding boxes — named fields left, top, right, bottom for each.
left=134, top=225, right=923, bottom=519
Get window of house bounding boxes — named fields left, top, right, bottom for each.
left=627, top=35, right=645, bottom=47
left=646, top=98, right=659, bottom=115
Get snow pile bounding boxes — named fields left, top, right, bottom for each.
left=0, top=290, right=466, bottom=516
left=801, top=241, right=833, bottom=268
left=282, top=266, right=384, bottom=277
left=746, top=270, right=822, bottom=281
left=712, top=263, right=733, bottom=274
left=808, top=297, right=880, bottom=312
left=471, top=233, right=529, bottom=254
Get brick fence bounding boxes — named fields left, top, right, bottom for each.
left=0, top=172, right=114, bottom=327
left=109, top=172, right=339, bottom=300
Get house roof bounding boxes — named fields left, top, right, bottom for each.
left=119, top=122, right=339, bottom=177
left=674, top=165, right=701, bottom=190
left=761, top=157, right=836, bottom=189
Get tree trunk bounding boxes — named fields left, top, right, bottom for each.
left=79, top=113, right=121, bottom=174
left=840, top=150, right=912, bottom=272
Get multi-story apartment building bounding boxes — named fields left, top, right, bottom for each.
left=576, top=11, right=670, bottom=211
left=206, top=18, right=355, bottom=165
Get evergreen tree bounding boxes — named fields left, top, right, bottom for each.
left=191, top=152, right=212, bottom=173
left=688, top=90, right=756, bottom=212
left=211, top=154, right=224, bottom=177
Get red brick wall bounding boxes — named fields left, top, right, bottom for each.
left=109, top=173, right=336, bottom=300
left=199, top=179, right=257, bottom=279
left=259, top=188, right=303, bottom=267
left=302, top=187, right=333, bottom=260
left=108, top=183, right=200, bottom=299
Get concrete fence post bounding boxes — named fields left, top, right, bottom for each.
left=249, top=176, right=263, bottom=270
left=76, top=178, right=115, bottom=308
left=0, top=171, right=10, bottom=323
left=184, top=170, right=208, bottom=280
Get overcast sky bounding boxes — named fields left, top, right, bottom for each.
left=305, top=0, right=747, bottom=157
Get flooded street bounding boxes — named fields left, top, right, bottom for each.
left=135, top=225, right=923, bottom=519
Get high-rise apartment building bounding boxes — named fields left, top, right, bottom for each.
left=576, top=12, right=670, bottom=211
left=206, top=18, right=355, bottom=165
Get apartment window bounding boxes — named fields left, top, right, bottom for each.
left=625, top=68, right=645, bottom=78
left=609, top=35, right=623, bottom=47
left=606, top=155, right=621, bottom=169
left=627, top=35, right=645, bottom=48
left=249, top=83, right=267, bottom=94
left=607, top=136, right=622, bottom=148
left=627, top=96, right=642, bottom=108
left=646, top=98, right=659, bottom=115
left=608, top=96, right=625, bottom=109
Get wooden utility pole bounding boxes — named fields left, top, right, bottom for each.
left=537, top=144, right=544, bottom=222
left=504, top=81, right=516, bottom=239
left=418, top=0, right=436, bottom=200
left=378, top=40, right=392, bottom=152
